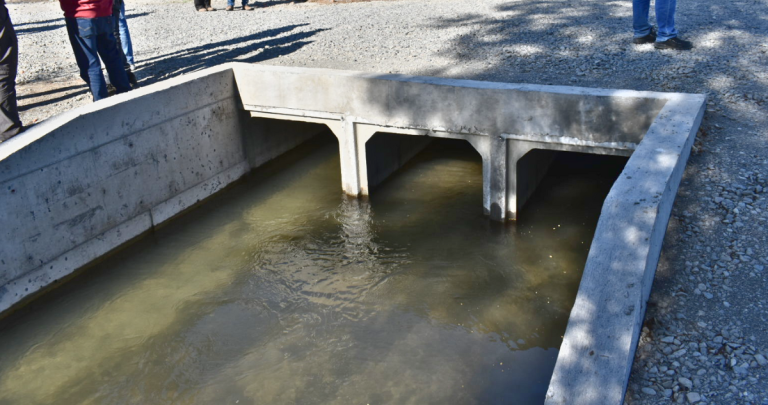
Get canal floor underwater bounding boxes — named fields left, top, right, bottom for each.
left=0, top=133, right=627, bottom=405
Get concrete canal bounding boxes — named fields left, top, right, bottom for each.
left=0, top=134, right=627, bottom=404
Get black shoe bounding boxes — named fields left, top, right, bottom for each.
left=128, top=71, right=139, bottom=89
left=654, top=37, right=693, bottom=50
left=633, top=28, right=656, bottom=44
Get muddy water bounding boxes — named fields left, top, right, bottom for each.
left=0, top=135, right=626, bottom=405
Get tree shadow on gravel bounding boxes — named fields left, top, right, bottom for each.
left=420, top=0, right=767, bottom=119
left=19, top=88, right=89, bottom=112
left=17, top=83, right=84, bottom=100
left=15, top=12, right=151, bottom=35
left=138, top=23, right=325, bottom=84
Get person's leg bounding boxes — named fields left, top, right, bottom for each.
left=111, top=5, right=138, bottom=88
left=655, top=0, right=678, bottom=41
left=111, top=1, right=130, bottom=70
left=632, top=0, right=653, bottom=38
left=73, top=18, right=108, bottom=101
left=0, top=6, right=21, bottom=141
left=194, top=0, right=207, bottom=10
left=65, top=17, right=90, bottom=85
left=118, top=1, right=134, bottom=66
left=93, top=17, right=131, bottom=95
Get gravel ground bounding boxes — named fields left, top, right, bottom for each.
left=7, top=0, right=768, bottom=403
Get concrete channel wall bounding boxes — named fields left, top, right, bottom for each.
left=0, top=65, right=320, bottom=316
left=0, top=63, right=705, bottom=405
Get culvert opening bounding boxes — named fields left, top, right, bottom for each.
left=518, top=151, right=629, bottom=227
left=366, top=136, right=484, bottom=215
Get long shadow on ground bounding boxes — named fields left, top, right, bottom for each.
left=137, top=23, right=325, bottom=84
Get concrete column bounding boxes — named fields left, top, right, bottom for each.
left=465, top=136, right=491, bottom=215
left=354, top=125, right=376, bottom=195
left=488, top=135, right=508, bottom=221
left=506, top=141, right=533, bottom=221
left=327, top=119, right=362, bottom=196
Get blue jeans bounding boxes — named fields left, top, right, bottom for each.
left=118, top=2, right=134, bottom=65
left=633, top=0, right=678, bottom=42
left=227, top=0, right=248, bottom=6
left=65, top=16, right=131, bottom=101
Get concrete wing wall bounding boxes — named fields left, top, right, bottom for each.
left=0, top=66, right=248, bottom=313
left=545, top=94, right=707, bottom=405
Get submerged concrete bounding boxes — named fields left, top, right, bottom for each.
left=0, top=63, right=705, bottom=404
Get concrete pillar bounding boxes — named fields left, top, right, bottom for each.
left=354, top=125, right=375, bottom=195
left=327, top=119, right=362, bottom=196
left=488, top=135, right=508, bottom=221
left=465, top=136, right=491, bottom=216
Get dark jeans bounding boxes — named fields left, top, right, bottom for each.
left=0, top=5, right=21, bottom=141
left=633, top=0, right=678, bottom=41
left=65, top=16, right=131, bottom=101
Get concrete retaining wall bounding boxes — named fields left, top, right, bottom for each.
left=0, top=65, right=323, bottom=315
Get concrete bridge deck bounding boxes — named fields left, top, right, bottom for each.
left=0, top=63, right=705, bottom=404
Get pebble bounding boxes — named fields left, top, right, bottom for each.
left=686, top=392, right=702, bottom=403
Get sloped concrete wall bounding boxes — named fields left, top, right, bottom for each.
left=0, top=66, right=323, bottom=315
left=0, top=67, right=246, bottom=313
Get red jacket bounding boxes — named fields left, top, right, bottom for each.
left=59, top=0, right=113, bottom=19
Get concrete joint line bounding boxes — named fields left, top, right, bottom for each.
left=502, top=133, right=638, bottom=151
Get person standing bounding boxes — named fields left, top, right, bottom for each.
left=194, top=0, right=216, bottom=12
left=60, top=0, right=132, bottom=101
left=225, top=1, right=253, bottom=11
left=632, top=0, right=693, bottom=50
left=0, top=0, right=22, bottom=142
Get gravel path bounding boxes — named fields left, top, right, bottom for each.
left=7, top=0, right=768, bottom=403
